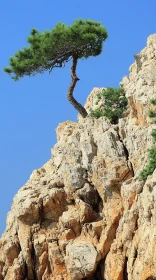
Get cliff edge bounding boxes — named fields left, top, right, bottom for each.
left=0, top=35, right=156, bottom=280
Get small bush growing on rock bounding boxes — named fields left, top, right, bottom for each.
left=148, top=110, right=156, bottom=118
left=89, top=87, right=128, bottom=124
left=151, top=131, right=156, bottom=142
left=139, top=99, right=156, bottom=181
left=139, top=147, right=156, bottom=180
left=150, top=99, right=156, bottom=106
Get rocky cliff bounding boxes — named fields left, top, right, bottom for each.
left=0, top=35, right=156, bottom=280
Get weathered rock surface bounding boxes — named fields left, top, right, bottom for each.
left=0, top=35, right=156, bottom=280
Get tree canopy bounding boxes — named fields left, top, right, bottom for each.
left=4, top=19, right=108, bottom=117
left=4, top=19, right=108, bottom=80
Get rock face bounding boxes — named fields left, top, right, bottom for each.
left=0, top=35, right=156, bottom=280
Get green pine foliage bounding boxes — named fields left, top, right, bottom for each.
left=4, top=19, right=108, bottom=81
left=139, top=99, right=156, bottom=181
left=89, top=87, right=128, bottom=124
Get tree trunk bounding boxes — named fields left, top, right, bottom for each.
left=67, top=56, right=88, bottom=118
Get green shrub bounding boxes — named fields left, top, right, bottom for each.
left=150, top=99, right=156, bottom=106
left=89, top=87, right=128, bottom=124
left=148, top=110, right=156, bottom=118
left=139, top=98, right=156, bottom=181
left=139, top=147, right=156, bottom=180
left=151, top=131, right=156, bottom=141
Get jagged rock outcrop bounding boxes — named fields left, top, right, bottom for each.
left=0, top=35, right=156, bottom=280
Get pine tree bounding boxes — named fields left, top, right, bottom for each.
left=4, top=19, right=108, bottom=118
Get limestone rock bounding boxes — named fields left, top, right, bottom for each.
left=78, top=87, right=106, bottom=122
left=65, top=241, right=98, bottom=279
left=0, top=34, right=156, bottom=280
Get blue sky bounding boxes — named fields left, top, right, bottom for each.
left=0, top=0, right=155, bottom=236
